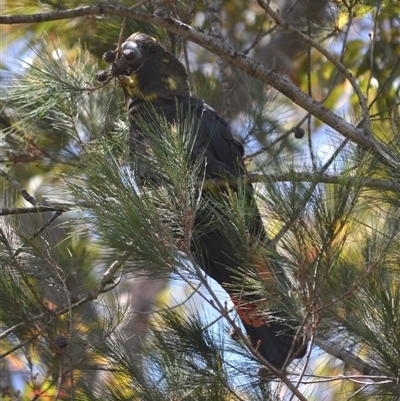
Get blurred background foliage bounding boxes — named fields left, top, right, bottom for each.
left=1, top=0, right=400, bottom=400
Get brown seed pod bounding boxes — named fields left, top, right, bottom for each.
left=257, top=365, right=272, bottom=379
left=103, top=50, right=116, bottom=63
left=293, top=127, right=305, bottom=139
left=95, top=70, right=109, bottom=82
left=123, top=49, right=137, bottom=62
left=111, top=57, right=130, bottom=77
left=54, top=335, right=68, bottom=349
left=229, top=328, right=241, bottom=341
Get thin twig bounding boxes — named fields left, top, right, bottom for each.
left=204, top=0, right=232, bottom=121
left=0, top=253, right=130, bottom=341
left=348, top=384, right=370, bottom=401
left=117, top=0, right=149, bottom=52
left=286, top=373, right=393, bottom=384
left=306, top=20, right=316, bottom=170
left=4, top=210, right=64, bottom=268
left=0, top=169, right=37, bottom=206
left=244, top=119, right=304, bottom=160
left=30, top=244, right=76, bottom=400
left=0, top=226, right=13, bottom=253
left=243, top=11, right=268, bottom=54
left=288, top=333, right=315, bottom=401
left=312, top=255, right=384, bottom=315
left=368, top=55, right=400, bottom=111
left=332, top=6, right=353, bottom=85
left=244, top=10, right=352, bottom=163
left=205, top=171, right=400, bottom=193
left=182, top=39, right=193, bottom=92
left=149, top=0, right=167, bottom=18
left=0, top=206, right=69, bottom=216
left=365, top=1, right=381, bottom=104
left=0, top=317, right=55, bottom=358
left=243, top=0, right=308, bottom=55
left=272, top=138, right=349, bottom=244
left=256, top=0, right=371, bottom=132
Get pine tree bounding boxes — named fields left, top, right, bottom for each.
left=1, top=1, right=399, bottom=400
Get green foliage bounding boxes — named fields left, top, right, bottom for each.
left=1, top=1, right=400, bottom=400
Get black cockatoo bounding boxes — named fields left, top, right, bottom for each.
left=110, top=32, right=306, bottom=368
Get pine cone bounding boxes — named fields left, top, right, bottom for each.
left=123, top=49, right=137, bottom=62
left=103, top=50, right=116, bottom=63
left=95, top=70, right=109, bottom=83
left=111, top=57, right=130, bottom=77
left=257, top=366, right=272, bottom=379
left=229, top=328, right=241, bottom=341
left=54, top=335, right=68, bottom=349
left=293, top=127, right=305, bottom=139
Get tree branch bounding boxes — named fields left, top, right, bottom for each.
left=0, top=206, right=69, bottom=216
left=203, top=172, right=400, bottom=194
left=256, top=0, right=370, bottom=131
left=0, top=5, right=394, bottom=166
left=313, top=335, right=387, bottom=378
